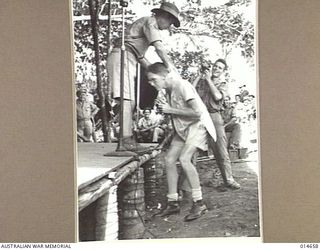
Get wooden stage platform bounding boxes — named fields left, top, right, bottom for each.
left=77, top=142, right=161, bottom=241
left=77, top=143, right=134, bottom=190
left=77, top=142, right=160, bottom=210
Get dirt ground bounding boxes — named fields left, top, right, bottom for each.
left=142, top=150, right=260, bottom=239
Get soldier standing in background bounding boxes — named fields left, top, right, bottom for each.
left=193, top=59, right=241, bottom=189
left=76, top=90, right=99, bottom=142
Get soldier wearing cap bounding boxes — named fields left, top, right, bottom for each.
left=107, top=2, right=180, bottom=152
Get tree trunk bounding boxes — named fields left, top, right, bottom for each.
left=105, top=0, right=113, bottom=142
left=89, top=0, right=109, bottom=142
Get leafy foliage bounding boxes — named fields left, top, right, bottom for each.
left=73, top=0, right=255, bottom=89
left=175, top=2, right=255, bottom=64
left=73, top=0, right=256, bottom=142
left=73, top=0, right=135, bottom=90
left=168, top=50, right=211, bottom=81
left=225, top=0, right=252, bottom=7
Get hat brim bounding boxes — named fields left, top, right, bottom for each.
left=151, top=8, right=180, bottom=28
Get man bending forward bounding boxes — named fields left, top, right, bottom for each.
left=147, top=63, right=216, bottom=221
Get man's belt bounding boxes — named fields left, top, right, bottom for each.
left=113, top=45, right=135, bottom=55
left=125, top=44, right=137, bottom=57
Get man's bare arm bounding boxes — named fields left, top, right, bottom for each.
left=206, top=78, right=223, bottom=101
left=152, top=41, right=174, bottom=69
left=192, top=74, right=202, bottom=87
left=202, top=70, right=223, bottom=101
left=138, top=56, right=151, bottom=69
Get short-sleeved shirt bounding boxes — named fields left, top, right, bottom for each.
left=76, top=100, right=97, bottom=121
left=195, top=78, right=228, bottom=113
left=166, top=73, right=216, bottom=142
left=124, top=16, right=162, bottom=58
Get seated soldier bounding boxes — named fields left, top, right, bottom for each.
left=110, top=114, right=120, bottom=142
left=221, top=96, right=241, bottom=149
left=153, top=106, right=173, bottom=139
left=136, top=108, right=164, bottom=143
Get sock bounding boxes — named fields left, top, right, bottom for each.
left=167, top=193, right=178, bottom=202
left=191, top=188, right=202, bottom=202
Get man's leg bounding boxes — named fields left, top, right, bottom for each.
left=158, top=136, right=183, bottom=216
left=179, top=144, right=207, bottom=221
left=225, top=123, right=241, bottom=149
left=123, top=99, right=133, bottom=138
left=115, top=56, right=134, bottom=139
left=83, top=120, right=93, bottom=142
left=91, top=120, right=97, bottom=142
left=179, top=150, right=198, bottom=195
left=152, top=127, right=164, bottom=142
left=209, top=113, right=240, bottom=189
left=166, top=139, right=184, bottom=199
left=179, top=145, right=201, bottom=195
left=77, top=121, right=85, bottom=142
left=147, top=129, right=154, bottom=142
left=107, top=49, right=146, bottom=151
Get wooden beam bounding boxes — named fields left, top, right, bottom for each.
left=78, top=148, right=161, bottom=211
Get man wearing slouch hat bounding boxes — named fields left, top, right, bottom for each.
left=107, top=2, right=180, bottom=152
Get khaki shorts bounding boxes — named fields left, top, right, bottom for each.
left=172, top=122, right=208, bottom=151
left=107, top=48, right=137, bottom=101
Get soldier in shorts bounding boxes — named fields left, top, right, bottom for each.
left=146, top=62, right=216, bottom=221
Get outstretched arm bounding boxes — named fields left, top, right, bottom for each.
left=152, top=41, right=175, bottom=70
left=138, top=56, right=151, bottom=69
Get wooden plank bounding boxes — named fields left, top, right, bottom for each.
left=78, top=148, right=161, bottom=211
left=77, top=143, right=133, bottom=189
left=78, top=143, right=161, bottom=211
left=78, top=177, right=113, bottom=211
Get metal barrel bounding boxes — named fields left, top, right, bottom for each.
left=143, top=152, right=168, bottom=208
left=118, top=168, right=145, bottom=239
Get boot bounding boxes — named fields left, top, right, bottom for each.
left=158, top=201, right=180, bottom=217
left=225, top=180, right=241, bottom=189
left=184, top=200, right=207, bottom=222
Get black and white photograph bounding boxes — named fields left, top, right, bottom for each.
left=75, top=0, right=259, bottom=241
